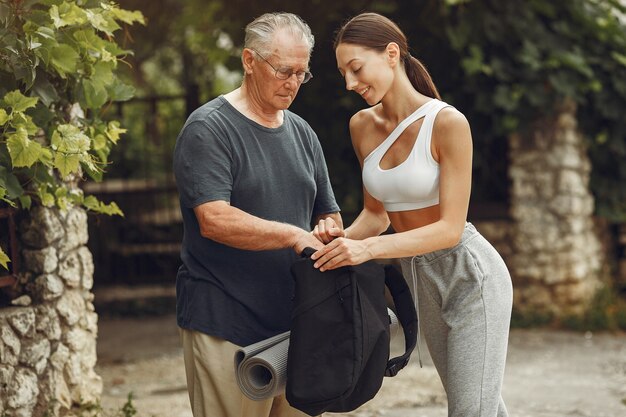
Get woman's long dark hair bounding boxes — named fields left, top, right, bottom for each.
left=334, top=12, right=441, bottom=100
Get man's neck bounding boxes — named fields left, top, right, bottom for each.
left=223, top=86, right=284, bottom=128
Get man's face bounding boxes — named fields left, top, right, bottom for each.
left=248, top=30, right=311, bottom=111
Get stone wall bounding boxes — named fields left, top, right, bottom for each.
left=507, top=99, right=604, bottom=317
left=0, top=207, right=101, bottom=417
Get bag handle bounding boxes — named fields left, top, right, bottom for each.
left=300, top=247, right=317, bottom=258
left=383, top=264, right=418, bottom=376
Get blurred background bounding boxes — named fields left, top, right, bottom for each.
left=2, top=2, right=626, bottom=416
left=82, top=0, right=626, bottom=325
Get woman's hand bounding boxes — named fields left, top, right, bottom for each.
left=311, top=237, right=373, bottom=271
left=312, top=217, right=345, bottom=244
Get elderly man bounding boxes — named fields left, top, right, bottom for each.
left=173, top=12, right=342, bottom=417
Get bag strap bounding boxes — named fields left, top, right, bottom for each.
left=383, top=264, right=418, bottom=376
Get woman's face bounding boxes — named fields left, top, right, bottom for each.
left=335, top=43, right=395, bottom=106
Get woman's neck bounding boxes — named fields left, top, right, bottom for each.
left=380, top=73, right=432, bottom=125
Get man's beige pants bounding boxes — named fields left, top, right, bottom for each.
left=180, top=328, right=316, bottom=417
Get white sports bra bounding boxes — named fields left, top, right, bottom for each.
left=362, top=99, right=452, bottom=212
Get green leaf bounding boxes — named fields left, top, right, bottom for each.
left=50, top=44, right=79, bottom=77
left=37, top=187, right=55, bottom=207
left=51, top=124, right=91, bottom=153
left=35, top=26, right=56, bottom=41
left=82, top=79, right=108, bottom=109
left=92, top=61, right=115, bottom=86
left=85, top=8, right=120, bottom=35
left=32, top=74, right=59, bottom=107
left=0, top=186, right=14, bottom=207
left=0, top=166, right=24, bottom=200
left=19, top=194, right=31, bottom=210
left=107, top=80, right=135, bottom=102
left=106, top=121, right=126, bottom=144
left=6, top=128, right=43, bottom=168
left=83, top=161, right=103, bottom=182
left=84, top=195, right=123, bottom=216
left=105, top=5, right=146, bottom=25
left=612, top=52, right=626, bottom=68
left=0, top=109, right=8, bottom=126
left=93, top=133, right=107, bottom=151
left=50, top=3, right=87, bottom=28
left=10, top=112, right=38, bottom=135
left=39, top=148, right=53, bottom=166
left=3, top=90, right=39, bottom=112
left=0, top=247, right=10, bottom=269
left=54, top=152, right=80, bottom=177
left=100, top=200, right=123, bottom=216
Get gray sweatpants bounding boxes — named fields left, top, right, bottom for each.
left=400, top=222, right=512, bottom=417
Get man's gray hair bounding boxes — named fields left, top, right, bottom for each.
left=244, top=12, right=315, bottom=56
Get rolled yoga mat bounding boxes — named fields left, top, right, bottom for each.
left=234, top=308, right=400, bottom=401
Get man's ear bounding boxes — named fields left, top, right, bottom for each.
left=242, top=48, right=255, bottom=75
left=385, top=42, right=401, bottom=67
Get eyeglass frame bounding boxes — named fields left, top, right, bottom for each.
left=249, top=48, right=313, bottom=84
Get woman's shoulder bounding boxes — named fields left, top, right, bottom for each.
left=349, top=105, right=384, bottom=136
left=433, top=105, right=470, bottom=136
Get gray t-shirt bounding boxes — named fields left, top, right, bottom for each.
left=173, top=96, right=340, bottom=346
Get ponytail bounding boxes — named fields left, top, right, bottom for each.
left=404, top=55, right=440, bottom=100
left=335, top=13, right=442, bottom=99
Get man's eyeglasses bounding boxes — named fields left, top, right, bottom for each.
left=250, top=48, right=313, bottom=84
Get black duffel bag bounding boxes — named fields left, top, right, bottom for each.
left=286, top=248, right=418, bottom=416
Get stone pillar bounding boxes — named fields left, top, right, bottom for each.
left=0, top=206, right=100, bottom=416
left=508, top=99, right=603, bottom=317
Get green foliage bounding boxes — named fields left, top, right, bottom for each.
left=443, top=0, right=626, bottom=221
left=0, top=0, right=144, bottom=263
left=510, top=308, right=554, bottom=329
left=0, top=247, right=8, bottom=268
left=562, top=284, right=626, bottom=331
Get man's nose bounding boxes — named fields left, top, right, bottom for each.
left=284, top=74, right=300, bottom=89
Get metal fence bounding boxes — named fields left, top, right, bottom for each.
left=86, top=95, right=186, bottom=285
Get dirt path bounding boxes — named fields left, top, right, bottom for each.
left=96, top=314, right=626, bottom=417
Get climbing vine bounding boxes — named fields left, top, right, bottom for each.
left=0, top=0, right=145, bottom=266
left=443, top=0, right=626, bottom=220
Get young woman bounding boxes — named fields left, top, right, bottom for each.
left=311, top=12, right=512, bottom=417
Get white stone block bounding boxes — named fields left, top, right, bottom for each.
left=35, top=305, right=61, bottom=341
left=6, top=368, right=39, bottom=408
left=22, top=247, right=58, bottom=275
left=59, top=208, right=89, bottom=252
left=56, top=291, right=85, bottom=326
left=58, top=250, right=81, bottom=288
left=1, top=325, right=20, bottom=359
left=33, top=274, right=64, bottom=301
left=6, top=308, right=36, bottom=338
left=50, top=343, right=70, bottom=371
left=18, top=338, right=50, bottom=375
left=20, top=207, right=64, bottom=249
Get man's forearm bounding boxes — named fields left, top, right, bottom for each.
left=194, top=201, right=319, bottom=251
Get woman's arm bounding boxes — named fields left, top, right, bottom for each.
left=312, top=107, right=472, bottom=270
left=313, top=110, right=390, bottom=243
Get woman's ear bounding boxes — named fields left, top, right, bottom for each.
left=385, top=42, right=401, bottom=67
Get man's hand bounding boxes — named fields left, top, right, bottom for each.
left=293, top=230, right=324, bottom=255
left=312, top=217, right=345, bottom=244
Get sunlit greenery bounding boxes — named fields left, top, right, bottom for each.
left=114, top=0, right=626, bottom=224
left=444, top=0, right=626, bottom=221
left=0, top=0, right=145, bottom=264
